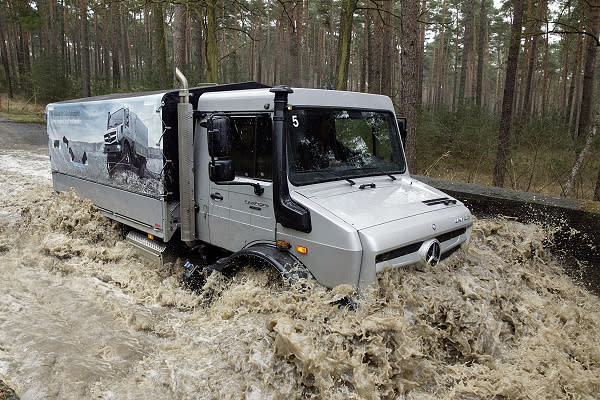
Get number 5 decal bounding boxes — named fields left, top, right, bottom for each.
left=292, top=115, right=299, bottom=128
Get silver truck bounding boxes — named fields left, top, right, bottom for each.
left=104, top=107, right=149, bottom=177
left=47, top=70, right=472, bottom=289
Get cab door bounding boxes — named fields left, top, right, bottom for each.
left=208, top=114, right=275, bottom=251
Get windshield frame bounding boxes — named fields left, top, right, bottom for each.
left=108, top=108, right=126, bottom=129
left=286, top=107, right=406, bottom=187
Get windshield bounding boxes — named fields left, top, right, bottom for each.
left=108, top=108, right=125, bottom=129
left=287, top=108, right=406, bottom=185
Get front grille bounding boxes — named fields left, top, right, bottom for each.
left=376, top=242, right=422, bottom=263
left=104, top=132, right=117, bottom=144
left=436, top=227, right=466, bottom=243
left=375, top=227, right=466, bottom=264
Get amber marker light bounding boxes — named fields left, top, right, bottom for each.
left=276, top=240, right=291, bottom=250
left=295, top=246, right=308, bottom=255
left=148, top=234, right=154, bottom=240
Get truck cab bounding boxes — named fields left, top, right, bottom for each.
left=194, top=87, right=472, bottom=288
left=104, top=107, right=149, bottom=176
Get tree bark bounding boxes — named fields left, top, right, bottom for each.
left=173, top=3, right=187, bottom=87
left=594, top=163, right=600, bottom=201
left=335, top=0, right=357, bottom=91
left=400, top=0, right=419, bottom=172
left=110, top=1, right=120, bottom=89
left=381, top=0, right=395, bottom=98
left=80, top=0, right=90, bottom=97
left=0, top=4, right=13, bottom=98
left=458, top=0, right=474, bottom=104
left=562, top=115, right=597, bottom=197
left=103, top=1, right=110, bottom=85
left=475, top=0, right=487, bottom=107
left=121, top=7, right=131, bottom=90
left=577, top=0, right=600, bottom=137
left=522, top=0, right=543, bottom=120
left=205, top=0, right=219, bottom=83
left=417, top=0, right=425, bottom=106
left=370, top=6, right=383, bottom=94
left=154, top=2, right=168, bottom=89
left=493, top=0, right=524, bottom=188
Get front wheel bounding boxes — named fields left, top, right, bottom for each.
left=137, top=156, right=146, bottom=178
left=122, top=142, right=132, bottom=165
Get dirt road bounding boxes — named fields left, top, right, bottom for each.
left=0, top=116, right=47, bottom=150
left=0, top=119, right=599, bottom=399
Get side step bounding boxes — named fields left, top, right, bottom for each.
left=126, top=230, right=169, bottom=266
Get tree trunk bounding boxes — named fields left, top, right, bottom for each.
left=370, top=6, right=383, bottom=94
left=205, top=0, right=219, bottom=83
left=562, top=115, right=597, bottom=197
left=594, top=164, right=600, bottom=201
left=0, top=4, right=13, bottom=98
left=434, top=0, right=447, bottom=110
left=567, top=12, right=584, bottom=125
left=359, top=12, right=367, bottom=93
left=173, top=3, right=187, bottom=87
left=475, top=0, right=487, bottom=107
left=289, top=0, right=303, bottom=87
left=541, top=7, right=549, bottom=116
left=400, top=0, right=419, bottom=172
left=80, top=0, right=90, bottom=97
left=154, top=2, right=168, bottom=89
left=493, top=0, right=524, bottom=188
left=110, top=1, right=120, bottom=89
left=452, top=10, right=459, bottom=110
left=335, top=0, right=357, bottom=91
left=522, top=0, right=543, bottom=120
left=103, top=1, right=110, bottom=85
left=121, top=7, right=131, bottom=90
left=417, top=0, right=425, bottom=106
left=577, top=0, right=600, bottom=136
left=458, top=0, right=474, bottom=104
left=381, top=0, right=395, bottom=98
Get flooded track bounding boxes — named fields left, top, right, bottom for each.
left=0, top=143, right=599, bottom=399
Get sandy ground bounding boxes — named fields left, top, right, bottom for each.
left=0, top=118, right=599, bottom=399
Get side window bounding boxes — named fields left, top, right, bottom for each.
left=230, top=115, right=272, bottom=180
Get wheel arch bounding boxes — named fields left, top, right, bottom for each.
left=211, top=243, right=313, bottom=284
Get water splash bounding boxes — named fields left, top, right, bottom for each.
left=0, top=150, right=598, bottom=399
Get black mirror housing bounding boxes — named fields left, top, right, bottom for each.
left=208, top=116, right=232, bottom=157
left=209, top=160, right=235, bottom=182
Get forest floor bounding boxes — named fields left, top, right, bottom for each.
left=0, top=95, right=45, bottom=124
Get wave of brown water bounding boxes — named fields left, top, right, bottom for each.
left=0, top=150, right=598, bottom=399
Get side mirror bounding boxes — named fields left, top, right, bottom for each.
left=208, top=116, right=232, bottom=157
left=397, top=117, right=407, bottom=150
left=209, top=160, right=235, bottom=182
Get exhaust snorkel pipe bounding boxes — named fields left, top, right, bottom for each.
left=270, top=86, right=311, bottom=233
left=176, top=68, right=196, bottom=242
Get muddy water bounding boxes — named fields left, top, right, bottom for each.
left=0, top=149, right=599, bottom=399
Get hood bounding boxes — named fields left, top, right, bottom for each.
left=294, top=176, right=461, bottom=230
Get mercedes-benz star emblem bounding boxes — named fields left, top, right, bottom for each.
left=426, top=241, right=441, bottom=266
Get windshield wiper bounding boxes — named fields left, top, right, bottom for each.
left=387, top=174, right=397, bottom=181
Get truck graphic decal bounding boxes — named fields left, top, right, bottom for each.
left=47, top=94, right=165, bottom=199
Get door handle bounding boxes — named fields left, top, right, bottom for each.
left=210, top=192, right=223, bottom=201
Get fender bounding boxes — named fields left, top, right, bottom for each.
left=210, top=243, right=313, bottom=284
